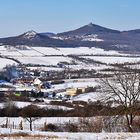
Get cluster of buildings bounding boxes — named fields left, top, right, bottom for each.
left=0, top=64, right=96, bottom=100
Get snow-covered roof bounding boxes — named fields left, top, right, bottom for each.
left=33, top=78, right=42, bottom=85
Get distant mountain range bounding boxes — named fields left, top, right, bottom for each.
left=1, top=23, right=140, bottom=52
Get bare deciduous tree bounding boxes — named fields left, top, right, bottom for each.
left=25, top=117, right=39, bottom=131
left=20, top=105, right=40, bottom=131
left=100, top=71, right=140, bottom=132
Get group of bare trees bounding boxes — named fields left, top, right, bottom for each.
left=100, top=70, right=140, bottom=132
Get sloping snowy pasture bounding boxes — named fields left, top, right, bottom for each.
left=0, top=45, right=139, bottom=71
left=33, top=47, right=120, bottom=56
left=0, top=46, right=120, bottom=56
left=15, top=56, right=72, bottom=66
left=83, top=56, right=140, bottom=64
left=0, top=58, right=17, bottom=70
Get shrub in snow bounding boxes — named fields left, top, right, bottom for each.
left=64, top=122, right=78, bottom=132
left=45, top=123, right=59, bottom=132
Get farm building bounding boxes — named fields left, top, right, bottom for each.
left=66, top=86, right=95, bottom=96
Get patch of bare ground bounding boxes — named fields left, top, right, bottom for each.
left=0, top=132, right=67, bottom=140
left=0, top=132, right=30, bottom=137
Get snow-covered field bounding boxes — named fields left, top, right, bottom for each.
left=0, top=58, right=17, bottom=70
left=33, top=47, right=120, bottom=56
left=53, top=79, right=98, bottom=90
left=0, top=128, right=139, bottom=140
left=16, top=56, right=72, bottom=66
left=0, top=46, right=120, bottom=56
left=0, top=117, right=79, bottom=127
left=0, top=46, right=118, bottom=70
left=0, top=45, right=140, bottom=71
left=0, top=117, right=139, bottom=140
left=16, top=56, right=114, bottom=71
left=72, top=92, right=100, bottom=102
left=84, top=56, right=140, bottom=64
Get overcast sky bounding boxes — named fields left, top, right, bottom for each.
left=0, top=0, right=140, bottom=37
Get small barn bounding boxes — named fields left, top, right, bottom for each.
left=66, top=88, right=83, bottom=96
left=33, top=78, right=43, bottom=91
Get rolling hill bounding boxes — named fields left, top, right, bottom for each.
left=0, top=23, right=140, bottom=52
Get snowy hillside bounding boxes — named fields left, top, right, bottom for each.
left=0, top=46, right=120, bottom=56
left=82, top=34, right=104, bottom=42
left=0, top=58, right=17, bottom=70
left=0, top=45, right=140, bottom=71
left=84, top=56, right=140, bottom=64
left=22, top=31, right=37, bottom=39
